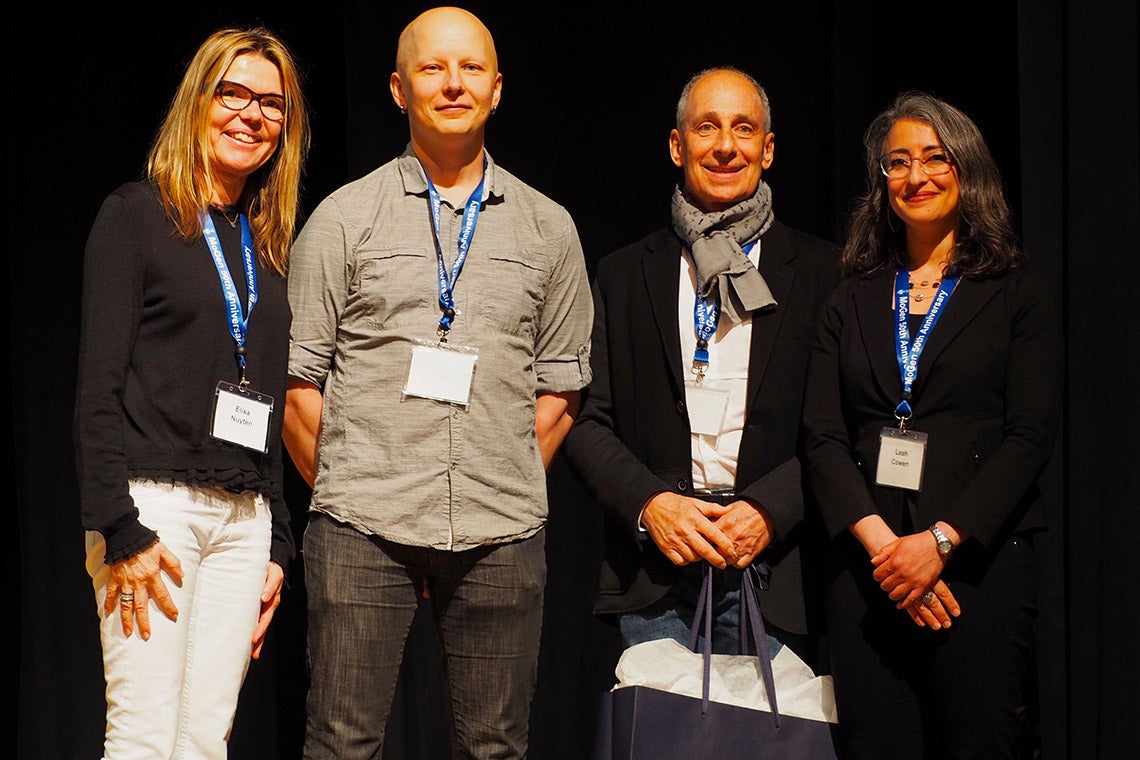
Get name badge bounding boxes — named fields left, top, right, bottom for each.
left=404, top=342, right=478, bottom=406
left=875, top=427, right=928, bottom=491
left=685, top=382, right=730, bottom=437
left=211, top=381, right=273, bottom=453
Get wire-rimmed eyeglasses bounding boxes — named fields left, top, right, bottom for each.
left=878, top=150, right=953, bottom=179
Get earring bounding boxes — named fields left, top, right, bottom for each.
left=399, top=105, right=407, bottom=115
left=491, top=105, right=498, bottom=115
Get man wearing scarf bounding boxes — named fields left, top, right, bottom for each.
left=562, top=67, right=840, bottom=663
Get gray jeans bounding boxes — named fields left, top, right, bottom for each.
left=302, top=512, right=546, bottom=759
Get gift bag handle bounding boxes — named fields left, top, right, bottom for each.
left=688, top=563, right=781, bottom=728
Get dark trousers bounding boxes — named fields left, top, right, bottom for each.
left=826, top=533, right=1037, bottom=760
left=302, top=512, right=546, bottom=760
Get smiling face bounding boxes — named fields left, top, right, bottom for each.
left=389, top=7, right=501, bottom=148
left=883, top=118, right=960, bottom=237
left=207, top=52, right=284, bottom=205
left=670, top=69, right=774, bottom=213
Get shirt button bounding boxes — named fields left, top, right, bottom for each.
left=677, top=479, right=689, bottom=491
left=676, top=400, right=686, bottom=414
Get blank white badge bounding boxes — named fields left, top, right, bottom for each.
left=875, top=427, right=928, bottom=491
left=685, top=383, right=730, bottom=437
left=404, top=343, right=478, bottom=406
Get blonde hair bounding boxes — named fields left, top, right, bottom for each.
left=146, top=27, right=311, bottom=276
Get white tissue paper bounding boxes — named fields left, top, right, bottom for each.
left=612, top=638, right=838, bottom=724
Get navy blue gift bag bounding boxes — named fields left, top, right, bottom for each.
left=593, top=564, right=839, bottom=759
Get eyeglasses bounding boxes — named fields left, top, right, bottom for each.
left=878, top=150, right=953, bottom=179
left=214, top=80, right=286, bottom=122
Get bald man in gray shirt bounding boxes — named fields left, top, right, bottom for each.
left=283, top=8, right=592, bottom=759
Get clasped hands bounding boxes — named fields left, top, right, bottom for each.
left=871, top=532, right=962, bottom=630
left=641, top=491, right=772, bottom=570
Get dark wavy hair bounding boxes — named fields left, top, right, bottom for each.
left=842, top=91, right=1024, bottom=278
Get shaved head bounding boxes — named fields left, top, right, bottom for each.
left=396, top=6, right=497, bottom=77
left=389, top=5, right=502, bottom=162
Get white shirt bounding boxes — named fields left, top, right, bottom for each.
left=678, top=244, right=760, bottom=491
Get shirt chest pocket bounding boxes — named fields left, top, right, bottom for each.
left=472, top=250, right=545, bottom=337
left=353, top=247, right=433, bottom=329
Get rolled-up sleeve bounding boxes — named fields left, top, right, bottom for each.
left=533, top=212, right=592, bottom=394
left=287, top=195, right=352, bottom=388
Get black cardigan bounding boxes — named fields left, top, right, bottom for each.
left=74, top=181, right=295, bottom=570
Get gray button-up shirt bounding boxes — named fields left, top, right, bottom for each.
left=288, top=147, right=592, bottom=549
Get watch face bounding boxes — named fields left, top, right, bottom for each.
left=930, top=526, right=952, bottom=556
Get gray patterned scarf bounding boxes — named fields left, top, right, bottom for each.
left=670, top=181, right=777, bottom=323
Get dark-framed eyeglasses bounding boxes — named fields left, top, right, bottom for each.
left=214, top=80, right=286, bottom=122
left=878, top=150, right=953, bottom=179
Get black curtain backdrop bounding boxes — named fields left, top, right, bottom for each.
left=11, top=2, right=1137, bottom=757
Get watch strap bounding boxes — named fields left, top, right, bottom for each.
left=928, top=524, right=954, bottom=557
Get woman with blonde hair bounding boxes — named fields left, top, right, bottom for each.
left=74, top=26, right=310, bottom=758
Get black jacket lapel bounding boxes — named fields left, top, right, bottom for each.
left=745, top=222, right=796, bottom=412
left=640, top=231, right=686, bottom=394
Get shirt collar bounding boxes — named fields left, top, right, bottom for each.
left=397, top=143, right=500, bottom=203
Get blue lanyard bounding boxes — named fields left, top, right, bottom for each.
left=202, top=212, right=258, bottom=386
left=425, top=159, right=486, bottom=337
left=690, top=241, right=756, bottom=373
left=893, top=267, right=958, bottom=426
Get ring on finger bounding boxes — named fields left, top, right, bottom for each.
left=921, top=591, right=935, bottom=606
left=120, top=593, right=135, bottom=605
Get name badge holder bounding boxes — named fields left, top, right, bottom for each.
left=404, top=339, right=478, bottom=407
left=683, top=242, right=757, bottom=439
left=875, top=427, right=928, bottom=491
left=875, top=269, right=958, bottom=491
left=202, top=211, right=274, bottom=453
left=402, top=158, right=486, bottom=408
left=212, top=382, right=273, bottom=453
left=685, top=255, right=729, bottom=438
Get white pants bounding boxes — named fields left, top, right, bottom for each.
left=86, top=479, right=271, bottom=760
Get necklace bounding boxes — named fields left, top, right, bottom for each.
left=909, top=279, right=940, bottom=301
left=216, top=207, right=240, bottom=228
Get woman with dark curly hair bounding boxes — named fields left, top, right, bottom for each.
left=803, top=91, right=1062, bottom=758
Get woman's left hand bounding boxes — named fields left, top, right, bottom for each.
left=250, top=561, right=285, bottom=660
left=870, top=532, right=950, bottom=608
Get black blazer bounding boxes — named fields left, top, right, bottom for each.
left=802, top=265, right=1063, bottom=554
left=563, top=221, right=840, bottom=635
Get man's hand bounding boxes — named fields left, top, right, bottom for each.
left=714, top=499, right=775, bottom=568
left=251, top=562, right=286, bottom=659
left=640, top=492, right=735, bottom=568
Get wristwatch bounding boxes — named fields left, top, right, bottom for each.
left=929, top=524, right=954, bottom=559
